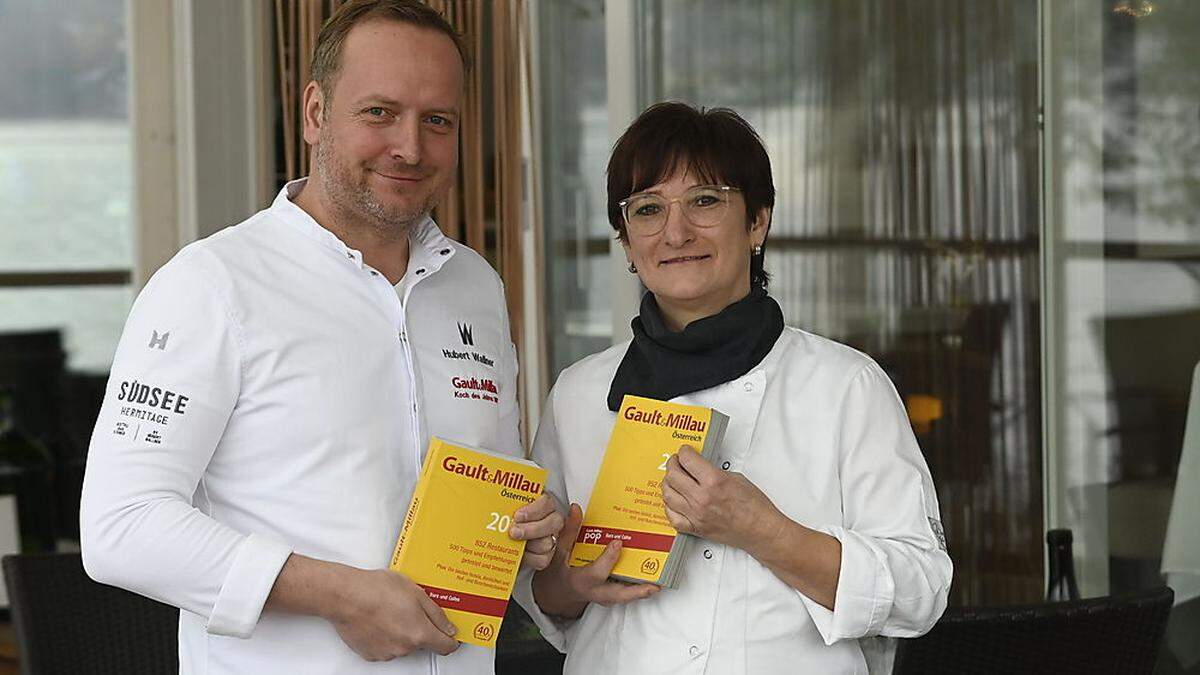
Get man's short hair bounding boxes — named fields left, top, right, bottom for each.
left=311, top=0, right=468, bottom=106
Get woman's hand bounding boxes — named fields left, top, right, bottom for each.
left=663, top=445, right=843, bottom=608
left=530, top=503, right=660, bottom=619
left=661, top=445, right=787, bottom=556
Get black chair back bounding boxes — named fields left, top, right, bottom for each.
left=893, top=585, right=1173, bottom=674
left=3, top=552, right=177, bottom=674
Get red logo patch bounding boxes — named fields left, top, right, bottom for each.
left=451, top=376, right=499, bottom=404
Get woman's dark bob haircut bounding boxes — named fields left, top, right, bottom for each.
left=606, top=102, right=775, bottom=288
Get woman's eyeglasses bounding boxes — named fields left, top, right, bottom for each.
left=619, top=185, right=740, bottom=237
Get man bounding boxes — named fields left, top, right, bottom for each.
left=79, top=2, right=562, bottom=673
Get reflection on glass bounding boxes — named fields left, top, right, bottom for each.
left=0, top=123, right=132, bottom=271
left=538, top=0, right=614, bottom=378
left=0, top=0, right=132, bottom=550
left=0, top=288, right=132, bottom=375
left=0, top=0, right=131, bottom=369
left=0, top=286, right=132, bottom=548
left=0, top=0, right=131, bottom=271
left=1048, top=1, right=1200, bottom=669
left=642, top=0, right=1042, bottom=605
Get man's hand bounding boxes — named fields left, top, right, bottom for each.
left=662, top=445, right=787, bottom=555
left=510, top=494, right=566, bottom=570
left=265, top=555, right=458, bottom=662
left=530, top=503, right=659, bottom=619
left=329, top=567, right=460, bottom=661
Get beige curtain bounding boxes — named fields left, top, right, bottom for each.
left=274, top=0, right=342, bottom=182
left=274, top=0, right=533, bottom=431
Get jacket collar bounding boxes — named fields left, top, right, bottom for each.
left=270, top=178, right=458, bottom=278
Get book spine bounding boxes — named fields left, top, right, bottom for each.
left=700, top=411, right=730, bottom=461
left=393, top=439, right=449, bottom=569
left=391, top=497, right=417, bottom=568
left=391, top=469, right=434, bottom=570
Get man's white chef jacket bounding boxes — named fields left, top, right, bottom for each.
left=513, top=327, right=953, bottom=675
left=80, top=180, right=522, bottom=674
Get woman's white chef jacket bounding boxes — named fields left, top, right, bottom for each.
left=80, top=180, right=521, bottom=675
left=513, top=326, right=953, bottom=675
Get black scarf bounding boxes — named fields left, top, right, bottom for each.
left=607, top=287, right=785, bottom=411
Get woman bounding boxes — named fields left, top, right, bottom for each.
left=513, top=103, right=951, bottom=674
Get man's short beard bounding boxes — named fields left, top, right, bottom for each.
left=314, top=131, right=441, bottom=240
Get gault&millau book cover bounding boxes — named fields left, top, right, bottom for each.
left=570, top=394, right=729, bottom=588
left=390, top=437, right=547, bottom=648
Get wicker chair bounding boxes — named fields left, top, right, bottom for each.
left=3, top=552, right=177, bottom=674
left=893, top=585, right=1174, bottom=674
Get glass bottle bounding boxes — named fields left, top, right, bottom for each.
left=1046, top=528, right=1081, bottom=602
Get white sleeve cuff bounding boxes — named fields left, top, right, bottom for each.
left=206, top=534, right=293, bottom=638
left=511, top=567, right=572, bottom=652
left=799, top=526, right=894, bottom=646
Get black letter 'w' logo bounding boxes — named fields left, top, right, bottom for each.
left=458, top=323, right=474, bottom=346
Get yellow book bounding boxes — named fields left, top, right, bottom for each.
left=570, top=395, right=729, bottom=587
left=390, top=438, right=547, bottom=648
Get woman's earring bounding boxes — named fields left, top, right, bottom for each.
left=628, top=261, right=638, bottom=273
left=752, top=244, right=763, bottom=256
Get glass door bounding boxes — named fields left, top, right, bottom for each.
left=1044, top=1, right=1200, bottom=670
left=636, top=0, right=1043, bottom=606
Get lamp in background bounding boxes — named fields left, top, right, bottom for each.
left=906, top=394, right=944, bottom=436
left=1111, top=1, right=1155, bottom=18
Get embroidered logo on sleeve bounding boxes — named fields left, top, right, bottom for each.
left=148, top=330, right=170, bottom=350
left=928, top=517, right=947, bottom=551
left=111, top=380, right=191, bottom=434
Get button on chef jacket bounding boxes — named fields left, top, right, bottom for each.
left=80, top=179, right=522, bottom=675
left=513, top=327, right=953, bottom=675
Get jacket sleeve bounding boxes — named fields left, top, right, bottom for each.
left=79, top=247, right=291, bottom=639
left=511, top=383, right=573, bottom=652
left=799, top=361, right=953, bottom=645
left=493, top=277, right=523, bottom=458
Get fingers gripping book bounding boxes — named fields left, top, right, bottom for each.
left=570, top=395, right=729, bottom=587
left=390, top=438, right=547, bottom=647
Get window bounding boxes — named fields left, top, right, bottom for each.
left=536, top=0, right=615, bottom=377
left=0, top=0, right=133, bottom=374
left=1046, top=0, right=1200, bottom=601
left=0, top=0, right=133, bottom=559
left=637, top=0, right=1042, bottom=605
